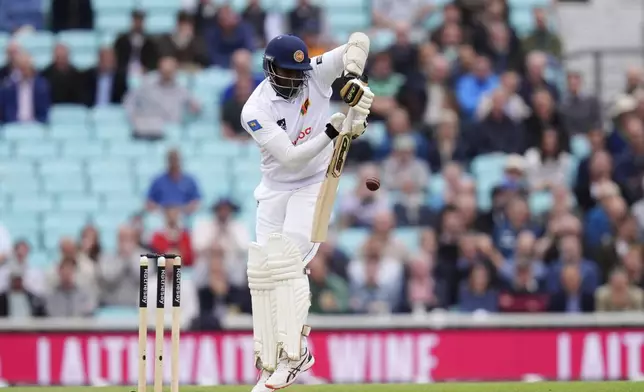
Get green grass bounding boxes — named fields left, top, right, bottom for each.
left=4, top=382, right=643, bottom=392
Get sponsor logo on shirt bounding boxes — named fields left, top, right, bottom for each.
left=277, top=118, right=287, bottom=130
left=293, top=127, right=312, bottom=145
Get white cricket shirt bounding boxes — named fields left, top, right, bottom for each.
left=241, top=45, right=346, bottom=191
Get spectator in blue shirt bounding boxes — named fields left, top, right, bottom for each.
left=493, top=197, right=538, bottom=259
left=455, top=55, right=499, bottom=119
left=221, top=49, right=263, bottom=102
left=613, top=118, right=644, bottom=203
left=584, top=182, right=625, bottom=248
left=547, top=235, right=600, bottom=295
left=146, top=149, right=201, bottom=214
left=458, top=263, right=499, bottom=312
left=0, top=53, right=50, bottom=123
left=548, top=263, right=595, bottom=313
left=203, top=5, right=255, bottom=68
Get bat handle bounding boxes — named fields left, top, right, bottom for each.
left=342, top=108, right=355, bottom=134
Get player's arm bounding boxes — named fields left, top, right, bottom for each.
left=241, top=105, right=346, bottom=169
left=311, top=32, right=371, bottom=90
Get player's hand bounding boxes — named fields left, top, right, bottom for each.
left=349, top=113, right=368, bottom=140
left=328, top=112, right=346, bottom=132
left=340, top=78, right=374, bottom=116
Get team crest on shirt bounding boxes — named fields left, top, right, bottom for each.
left=277, top=118, right=287, bottom=130
left=247, top=120, right=262, bottom=132
left=294, top=50, right=305, bottom=63
left=300, top=98, right=310, bottom=115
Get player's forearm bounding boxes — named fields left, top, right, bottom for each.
left=263, top=124, right=339, bottom=168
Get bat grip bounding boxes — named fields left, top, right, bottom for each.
left=342, top=109, right=355, bottom=134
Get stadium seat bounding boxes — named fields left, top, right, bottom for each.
left=71, top=51, right=98, bottom=68
left=326, top=12, right=370, bottom=32
left=15, top=31, right=54, bottom=56
left=337, top=172, right=359, bottom=196
left=15, top=141, right=59, bottom=159
left=92, top=0, right=136, bottom=12
left=362, top=121, right=387, bottom=147
left=0, top=160, right=36, bottom=178
left=95, top=123, right=132, bottom=140
left=187, top=122, right=221, bottom=140
left=510, top=9, right=535, bottom=37
left=0, top=142, right=11, bottom=158
left=57, top=195, right=101, bottom=213
left=42, top=212, right=89, bottom=231
left=2, top=122, right=47, bottom=141
left=2, top=177, right=40, bottom=195
left=337, top=228, right=369, bottom=257
left=92, top=104, right=128, bottom=123
left=62, top=140, right=105, bottom=158
left=529, top=191, right=553, bottom=216
left=199, top=141, right=242, bottom=159
left=57, top=30, right=98, bottom=52
left=1, top=212, right=40, bottom=232
left=96, top=14, right=131, bottom=33
left=95, top=306, right=138, bottom=320
left=11, top=195, right=54, bottom=213
left=107, top=141, right=153, bottom=157
left=87, top=159, right=130, bottom=176
left=39, top=159, right=83, bottom=176
left=199, top=178, right=233, bottom=202
left=571, top=134, right=591, bottom=159
left=90, top=175, right=135, bottom=194
left=43, top=175, right=86, bottom=194
left=145, top=12, right=176, bottom=34
left=104, top=195, right=141, bottom=213
left=49, top=124, right=91, bottom=140
left=194, top=67, right=235, bottom=92
left=471, top=153, right=507, bottom=178
left=49, top=104, right=89, bottom=125
left=395, top=227, right=420, bottom=252
left=29, top=251, right=54, bottom=269
left=508, top=0, right=551, bottom=8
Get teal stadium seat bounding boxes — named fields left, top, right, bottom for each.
left=43, top=212, right=89, bottom=233
left=138, top=0, right=182, bottom=11
left=88, top=159, right=130, bottom=176
left=107, top=141, right=153, bottom=158
left=58, top=195, right=101, bottom=213
left=49, top=124, right=91, bottom=140
left=97, top=14, right=131, bottom=33
left=71, top=51, right=98, bottom=68
left=0, top=143, right=11, bottom=157
left=395, top=227, right=420, bottom=253
left=199, top=141, right=242, bottom=159
left=0, top=160, right=37, bottom=178
left=529, top=191, right=553, bottom=216
left=510, top=9, right=535, bottom=37
left=2, top=122, right=47, bottom=141
left=145, top=12, right=177, bottom=34
left=57, top=30, right=98, bottom=52
left=15, top=31, right=54, bottom=57
left=1, top=213, right=40, bottom=236
left=144, top=212, right=165, bottom=232
left=43, top=175, right=86, bottom=194
left=2, top=177, right=40, bottom=195
left=275, top=0, right=296, bottom=12
left=424, top=12, right=444, bottom=31
left=199, top=178, right=233, bottom=202
left=16, top=142, right=59, bottom=159
left=508, top=0, right=551, bottom=8
left=49, top=104, right=89, bottom=125
left=92, top=105, right=127, bottom=124
left=91, top=175, right=135, bottom=194
left=571, top=134, right=591, bottom=159
left=92, top=0, right=136, bottom=12
left=187, top=121, right=220, bottom=140
left=362, top=121, right=386, bottom=147
left=337, top=172, right=358, bottom=196
left=95, top=306, right=138, bottom=320
left=337, top=228, right=369, bottom=257
left=39, top=159, right=83, bottom=176
left=104, top=195, right=141, bottom=213
left=11, top=195, right=54, bottom=213
left=95, top=123, right=132, bottom=140
left=327, top=11, right=370, bottom=32
left=193, top=67, right=235, bottom=93
left=29, top=251, right=54, bottom=269
left=62, top=140, right=105, bottom=159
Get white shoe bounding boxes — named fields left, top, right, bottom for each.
left=251, top=369, right=274, bottom=392
left=264, top=349, right=315, bottom=390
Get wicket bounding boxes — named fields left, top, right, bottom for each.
left=138, top=253, right=182, bottom=392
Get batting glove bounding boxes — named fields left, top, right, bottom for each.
left=340, top=78, right=374, bottom=117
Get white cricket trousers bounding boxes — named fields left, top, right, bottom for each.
left=254, top=181, right=322, bottom=264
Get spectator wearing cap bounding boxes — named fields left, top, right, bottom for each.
left=477, top=71, right=531, bottom=122
left=0, top=266, right=46, bottom=318
left=154, top=12, right=210, bottom=70
left=124, top=57, right=201, bottom=139
left=366, top=52, right=405, bottom=121
left=521, top=8, right=562, bottom=60
left=560, top=71, right=602, bottom=136
left=51, top=0, right=94, bottom=32
left=83, top=47, right=128, bottom=107
left=606, top=95, right=638, bottom=156
left=548, top=263, right=595, bottom=313
left=308, top=254, right=350, bottom=314
left=150, top=206, right=194, bottom=266
left=204, top=5, right=255, bottom=68
left=473, top=89, right=526, bottom=155
left=493, top=197, right=540, bottom=259
left=425, top=110, right=469, bottom=173
left=382, top=135, right=430, bottom=192
left=524, top=129, right=573, bottom=192
left=524, top=88, right=568, bottom=151
left=0, top=52, right=50, bottom=123
left=519, top=51, right=559, bottom=107
left=455, top=55, right=499, bottom=119
left=595, top=267, right=644, bottom=311
left=584, top=182, right=626, bottom=247
left=192, top=199, right=249, bottom=289
left=339, top=164, right=390, bottom=228
left=113, top=10, right=158, bottom=75
left=614, top=119, right=644, bottom=203
left=146, top=148, right=201, bottom=214
left=458, top=263, right=498, bottom=313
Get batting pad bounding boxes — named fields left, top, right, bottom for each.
left=247, top=243, right=279, bottom=371
left=265, top=233, right=311, bottom=361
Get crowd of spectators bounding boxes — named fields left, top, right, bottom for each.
left=1, top=0, right=644, bottom=327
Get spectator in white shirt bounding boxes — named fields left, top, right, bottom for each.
left=339, top=164, right=390, bottom=228
left=0, top=221, right=10, bottom=267
left=525, top=128, right=573, bottom=191
left=382, top=134, right=431, bottom=192
left=0, top=240, right=45, bottom=296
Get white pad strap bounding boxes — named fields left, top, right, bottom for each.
left=247, top=243, right=279, bottom=371
left=343, top=32, right=370, bottom=76
left=265, top=233, right=311, bottom=361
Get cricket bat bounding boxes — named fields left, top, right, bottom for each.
left=311, top=110, right=355, bottom=243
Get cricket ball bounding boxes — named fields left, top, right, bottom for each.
left=366, top=177, right=380, bottom=191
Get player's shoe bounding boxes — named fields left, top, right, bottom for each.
left=264, top=348, right=315, bottom=390
left=251, top=369, right=274, bottom=392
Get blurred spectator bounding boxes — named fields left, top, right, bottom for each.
left=48, top=237, right=96, bottom=291
left=222, top=74, right=254, bottom=140
left=146, top=148, right=201, bottom=214
left=614, top=119, right=644, bottom=203
left=435, top=23, right=463, bottom=65
left=425, top=110, right=468, bottom=172
left=50, top=0, right=94, bottom=32
left=521, top=8, right=562, bottom=59
left=595, top=267, right=644, bottom=311
left=348, top=237, right=404, bottom=313
left=372, top=0, right=433, bottom=34
left=455, top=55, right=499, bottom=119
left=378, top=108, right=427, bottom=159
left=367, top=52, right=404, bottom=120
left=192, top=199, right=249, bottom=288
left=46, top=258, right=97, bottom=317
left=0, top=52, right=50, bottom=123
left=595, top=214, right=640, bottom=281
left=477, top=71, right=531, bottom=122
left=0, top=240, right=45, bottom=296
left=154, top=11, right=209, bottom=70
left=432, top=162, right=469, bottom=209
left=316, top=242, right=350, bottom=280
left=416, top=228, right=437, bottom=262
left=456, top=192, right=487, bottom=233
left=339, top=164, right=389, bottom=228
left=519, top=51, right=559, bottom=106
left=0, top=0, right=45, bottom=32
left=204, top=5, right=254, bottom=68
left=524, top=89, right=568, bottom=151
left=114, top=10, right=157, bottom=75
left=0, top=267, right=46, bottom=318
left=124, top=57, right=201, bottom=139
left=42, top=43, right=84, bottom=104
left=607, top=96, right=639, bottom=156
left=308, top=254, right=349, bottom=314
left=431, top=3, right=463, bottom=44
left=222, top=49, right=263, bottom=102
left=288, top=0, right=323, bottom=36
left=498, top=260, right=549, bottom=312
left=382, top=135, right=430, bottom=192
left=388, top=26, right=420, bottom=76
left=150, top=207, right=195, bottom=266
left=405, top=258, right=440, bottom=313
left=574, top=129, right=607, bottom=205
left=584, top=183, right=625, bottom=247
left=624, top=66, right=643, bottom=95
left=242, top=0, right=267, bottom=47
left=493, top=197, right=539, bottom=258
left=547, top=235, right=600, bottom=295
left=0, top=222, right=9, bottom=266
left=474, top=89, right=526, bottom=155
left=148, top=256, right=198, bottom=327
left=560, top=71, right=602, bottom=136
left=301, top=29, right=327, bottom=57
left=499, top=231, right=546, bottom=284
left=435, top=206, right=466, bottom=305
left=370, top=210, right=409, bottom=261
left=130, top=212, right=150, bottom=251
left=451, top=44, right=477, bottom=82
left=524, top=129, right=573, bottom=191
left=83, top=47, right=128, bottom=107
left=79, top=225, right=101, bottom=263
left=393, top=177, right=435, bottom=227
left=98, top=225, right=146, bottom=307
left=548, top=263, right=595, bottom=313
left=576, top=150, right=613, bottom=212
left=622, top=246, right=644, bottom=288
left=195, top=248, right=244, bottom=329
left=480, top=22, right=524, bottom=74
left=458, top=263, right=498, bottom=312
left=0, top=41, right=21, bottom=82
left=471, top=0, right=516, bottom=53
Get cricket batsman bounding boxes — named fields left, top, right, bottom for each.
left=240, top=33, right=373, bottom=391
